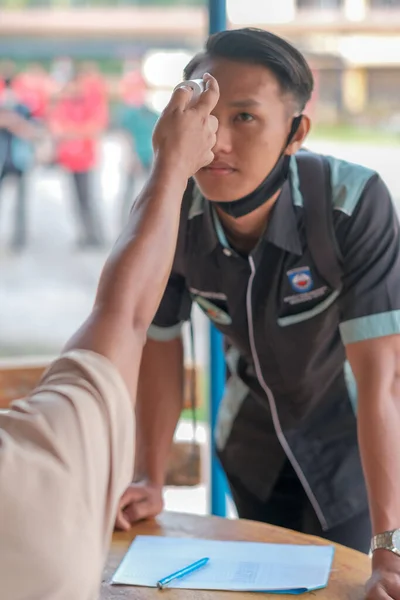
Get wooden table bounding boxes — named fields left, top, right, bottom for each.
left=102, top=511, right=370, bottom=599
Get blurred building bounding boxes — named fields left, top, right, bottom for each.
left=0, top=0, right=400, bottom=123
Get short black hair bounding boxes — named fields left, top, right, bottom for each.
left=184, top=28, right=313, bottom=111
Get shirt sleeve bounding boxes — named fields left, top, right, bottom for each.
left=337, top=174, right=400, bottom=344
left=148, top=271, right=192, bottom=341
left=0, top=350, right=134, bottom=598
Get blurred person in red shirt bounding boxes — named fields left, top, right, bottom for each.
left=12, top=64, right=53, bottom=122
left=78, top=61, right=109, bottom=130
left=49, top=68, right=105, bottom=249
left=0, top=63, right=40, bottom=251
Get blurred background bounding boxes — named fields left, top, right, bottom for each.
left=0, top=0, right=399, bottom=513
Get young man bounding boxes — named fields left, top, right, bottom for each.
left=0, top=74, right=219, bottom=600
left=117, top=29, right=400, bottom=600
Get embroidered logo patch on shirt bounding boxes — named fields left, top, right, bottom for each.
left=287, top=267, right=314, bottom=293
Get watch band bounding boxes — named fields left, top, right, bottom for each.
left=372, top=531, right=394, bottom=552
left=371, top=530, right=400, bottom=556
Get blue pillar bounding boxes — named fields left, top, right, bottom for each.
left=209, top=0, right=226, bottom=34
left=208, top=0, right=227, bottom=517
left=209, top=325, right=227, bottom=516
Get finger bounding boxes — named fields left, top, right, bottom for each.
left=165, top=85, right=194, bottom=112
left=122, top=483, right=149, bottom=501
left=208, top=114, right=219, bottom=135
left=201, top=150, right=215, bottom=169
left=115, top=509, right=132, bottom=532
left=122, top=485, right=149, bottom=503
left=208, top=130, right=217, bottom=152
left=125, top=498, right=153, bottom=523
left=365, top=585, right=392, bottom=600
left=384, top=582, right=400, bottom=600
left=194, top=74, right=220, bottom=113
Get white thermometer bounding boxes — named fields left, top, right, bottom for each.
left=174, top=78, right=205, bottom=99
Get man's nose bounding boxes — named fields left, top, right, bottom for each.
left=212, top=123, right=233, bottom=155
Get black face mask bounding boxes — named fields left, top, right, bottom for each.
left=212, top=115, right=303, bottom=219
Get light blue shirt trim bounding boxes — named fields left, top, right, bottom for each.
left=325, top=155, right=375, bottom=216
left=147, top=322, right=183, bottom=342
left=188, top=185, right=205, bottom=219
left=291, top=153, right=375, bottom=216
left=290, top=156, right=303, bottom=207
left=340, top=310, right=400, bottom=345
left=277, top=290, right=340, bottom=327
left=344, top=360, right=358, bottom=415
left=215, top=346, right=248, bottom=450
left=215, top=374, right=249, bottom=451
left=211, top=206, right=231, bottom=248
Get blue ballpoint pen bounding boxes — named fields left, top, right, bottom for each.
left=157, top=557, right=210, bottom=590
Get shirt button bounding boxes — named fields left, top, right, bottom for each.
left=223, top=248, right=232, bottom=257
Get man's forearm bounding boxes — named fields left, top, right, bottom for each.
left=95, top=159, right=187, bottom=332
left=358, top=389, right=400, bottom=534
left=134, top=337, right=185, bottom=486
left=347, top=337, right=400, bottom=536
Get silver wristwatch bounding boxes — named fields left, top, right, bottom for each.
left=371, top=529, right=400, bottom=556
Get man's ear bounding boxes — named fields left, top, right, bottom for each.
left=286, top=114, right=311, bottom=155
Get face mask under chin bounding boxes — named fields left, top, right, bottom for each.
left=208, top=115, right=302, bottom=219
left=210, top=153, right=291, bottom=219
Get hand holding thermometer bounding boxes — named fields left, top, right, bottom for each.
left=156, top=556, right=210, bottom=590
left=174, top=79, right=206, bottom=101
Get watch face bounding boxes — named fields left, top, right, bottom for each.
left=393, top=530, right=400, bottom=551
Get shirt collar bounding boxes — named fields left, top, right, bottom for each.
left=263, top=176, right=303, bottom=256
left=191, top=161, right=303, bottom=257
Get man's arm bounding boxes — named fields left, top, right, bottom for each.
left=115, top=336, right=184, bottom=529
left=346, top=335, right=400, bottom=536
left=337, top=174, right=400, bottom=598
left=134, top=337, right=185, bottom=487
left=64, top=75, right=218, bottom=395
left=346, top=335, right=400, bottom=599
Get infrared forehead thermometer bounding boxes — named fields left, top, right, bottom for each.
left=174, top=78, right=205, bottom=99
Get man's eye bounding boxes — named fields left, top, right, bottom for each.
left=235, top=112, right=254, bottom=123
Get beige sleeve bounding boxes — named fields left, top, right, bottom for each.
left=0, top=350, right=134, bottom=600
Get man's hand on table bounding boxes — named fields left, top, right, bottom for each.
left=116, top=482, right=163, bottom=530
left=366, top=551, right=400, bottom=599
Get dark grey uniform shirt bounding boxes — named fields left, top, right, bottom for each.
left=148, top=153, right=400, bottom=531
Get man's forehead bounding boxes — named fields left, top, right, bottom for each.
left=196, top=57, right=276, bottom=83
left=190, top=58, right=213, bottom=80
left=192, top=58, right=285, bottom=106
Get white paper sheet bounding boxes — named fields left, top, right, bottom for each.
left=112, top=536, right=335, bottom=593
